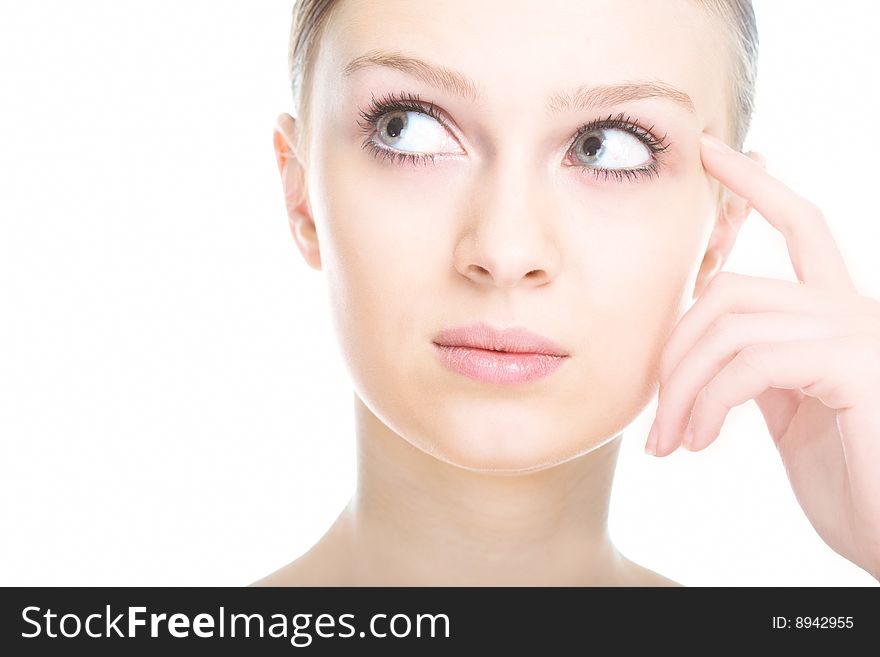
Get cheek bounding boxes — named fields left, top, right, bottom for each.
left=562, top=177, right=711, bottom=387
left=313, top=173, right=446, bottom=375
left=561, top=178, right=707, bottom=284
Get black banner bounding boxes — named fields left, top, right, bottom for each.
left=1, top=586, right=876, bottom=654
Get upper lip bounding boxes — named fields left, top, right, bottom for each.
left=432, top=322, right=569, bottom=356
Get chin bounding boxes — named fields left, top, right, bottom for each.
left=406, top=398, right=610, bottom=475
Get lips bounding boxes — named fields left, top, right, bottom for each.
left=431, top=322, right=570, bottom=385
left=432, top=322, right=569, bottom=356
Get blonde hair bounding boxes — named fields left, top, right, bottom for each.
left=286, top=0, right=759, bottom=164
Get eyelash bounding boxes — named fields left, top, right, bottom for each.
left=355, top=90, right=672, bottom=183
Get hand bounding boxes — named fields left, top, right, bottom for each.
left=644, top=132, right=880, bottom=581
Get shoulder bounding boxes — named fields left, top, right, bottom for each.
left=250, top=557, right=683, bottom=587
left=251, top=514, right=356, bottom=586
left=249, top=539, right=353, bottom=587
left=615, top=556, right=683, bottom=587
left=249, top=552, right=349, bottom=587
left=249, top=560, right=310, bottom=587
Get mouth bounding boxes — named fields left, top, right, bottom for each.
left=432, top=322, right=569, bottom=356
left=431, top=322, right=570, bottom=385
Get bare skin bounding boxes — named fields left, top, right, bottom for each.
left=251, top=398, right=681, bottom=587
left=251, top=530, right=682, bottom=587
left=257, top=0, right=749, bottom=586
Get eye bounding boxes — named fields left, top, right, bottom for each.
left=564, top=112, right=670, bottom=183
left=570, top=127, right=651, bottom=169
left=374, top=109, right=462, bottom=156
left=356, top=91, right=464, bottom=166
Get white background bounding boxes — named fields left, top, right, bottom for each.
left=1, top=1, right=877, bottom=586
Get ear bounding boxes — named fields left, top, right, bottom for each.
left=274, top=113, right=321, bottom=270
left=692, top=150, right=766, bottom=299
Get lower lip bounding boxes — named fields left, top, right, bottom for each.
left=432, top=343, right=569, bottom=385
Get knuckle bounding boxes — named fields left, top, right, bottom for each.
left=738, top=343, right=768, bottom=371
left=708, top=315, right=742, bottom=352
left=710, top=312, right=736, bottom=337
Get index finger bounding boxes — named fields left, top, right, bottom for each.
left=700, top=132, right=857, bottom=294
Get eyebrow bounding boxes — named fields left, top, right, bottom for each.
left=342, top=49, right=696, bottom=115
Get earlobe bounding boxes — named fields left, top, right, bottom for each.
left=273, top=113, right=322, bottom=271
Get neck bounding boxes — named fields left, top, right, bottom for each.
left=330, top=394, right=626, bottom=585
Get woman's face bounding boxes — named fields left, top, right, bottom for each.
left=290, top=0, right=735, bottom=472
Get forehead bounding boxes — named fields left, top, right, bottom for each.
left=317, top=0, right=728, bottom=131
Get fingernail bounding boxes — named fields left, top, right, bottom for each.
left=702, top=133, right=736, bottom=155
left=645, top=421, right=659, bottom=456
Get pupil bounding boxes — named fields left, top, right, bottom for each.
left=385, top=113, right=405, bottom=140
left=581, top=133, right=603, bottom=159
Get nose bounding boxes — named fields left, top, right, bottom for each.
left=453, top=161, right=562, bottom=289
